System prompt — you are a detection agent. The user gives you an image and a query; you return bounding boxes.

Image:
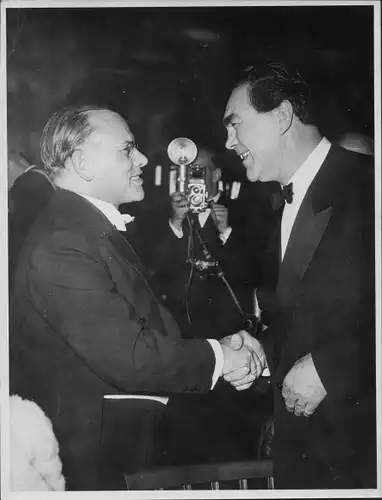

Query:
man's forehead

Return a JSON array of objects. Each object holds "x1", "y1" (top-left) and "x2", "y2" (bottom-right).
[
  {"x1": 88, "y1": 110, "x2": 132, "y2": 141},
  {"x1": 224, "y1": 85, "x2": 250, "y2": 119}
]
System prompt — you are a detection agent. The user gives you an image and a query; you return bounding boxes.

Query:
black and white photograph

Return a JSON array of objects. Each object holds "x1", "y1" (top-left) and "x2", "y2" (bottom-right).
[{"x1": 1, "y1": 0, "x2": 380, "y2": 496}]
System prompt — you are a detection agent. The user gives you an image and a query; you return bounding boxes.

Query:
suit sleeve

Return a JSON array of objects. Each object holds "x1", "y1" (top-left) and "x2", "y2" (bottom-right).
[
  {"x1": 311, "y1": 272, "x2": 375, "y2": 402},
  {"x1": 27, "y1": 230, "x2": 215, "y2": 395}
]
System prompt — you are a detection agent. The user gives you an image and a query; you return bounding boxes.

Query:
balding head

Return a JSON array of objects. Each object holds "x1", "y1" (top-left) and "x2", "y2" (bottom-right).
[
  {"x1": 40, "y1": 105, "x2": 110, "y2": 177},
  {"x1": 43, "y1": 105, "x2": 148, "y2": 206}
]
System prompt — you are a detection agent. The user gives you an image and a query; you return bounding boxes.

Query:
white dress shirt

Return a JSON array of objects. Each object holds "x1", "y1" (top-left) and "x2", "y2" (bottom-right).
[
  {"x1": 75, "y1": 193, "x2": 135, "y2": 231},
  {"x1": 75, "y1": 192, "x2": 223, "y2": 389},
  {"x1": 281, "y1": 137, "x2": 331, "y2": 260}
]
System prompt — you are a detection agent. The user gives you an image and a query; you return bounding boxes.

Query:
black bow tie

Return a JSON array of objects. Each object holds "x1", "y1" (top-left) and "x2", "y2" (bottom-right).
[{"x1": 271, "y1": 183, "x2": 294, "y2": 211}]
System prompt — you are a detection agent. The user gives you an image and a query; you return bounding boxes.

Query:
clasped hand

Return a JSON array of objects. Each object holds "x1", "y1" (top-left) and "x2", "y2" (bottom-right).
[
  {"x1": 281, "y1": 353, "x2": 327, "y2": 417},
  {"x1": 219, "y1": 330, "x2": 268, "y2": 391}
]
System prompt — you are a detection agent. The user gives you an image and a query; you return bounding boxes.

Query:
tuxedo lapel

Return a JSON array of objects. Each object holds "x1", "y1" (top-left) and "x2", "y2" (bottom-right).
[
  {"x1": 278, "y1": 200, "x2": 332, "y2": 297},
  {"x1": 277, "y1": 150, "x2": 337, "y2": 298}
]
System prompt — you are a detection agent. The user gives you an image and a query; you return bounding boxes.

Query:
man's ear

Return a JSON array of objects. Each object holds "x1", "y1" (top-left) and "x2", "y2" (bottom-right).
[
  {"x1": 276, "y1": 100, "x2": 294, "y2": 135},
  {"x1": 71, "y1": 150, "x2": 94, "y2": 182}
]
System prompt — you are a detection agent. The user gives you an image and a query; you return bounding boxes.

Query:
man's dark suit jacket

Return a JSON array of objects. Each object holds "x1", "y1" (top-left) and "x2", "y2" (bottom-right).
[
  {"x1": 257, "y1": 145, "x2": 376, "y2": 488},
  {"x1": 8, "y1": 167, "x2": 55, "y2": 285},
  {"x1": 143, "y1": 192, "x2": 254, "y2": 340},
  {"x1": 9, "y1": 189, "x2": 215, "y2": 490}
]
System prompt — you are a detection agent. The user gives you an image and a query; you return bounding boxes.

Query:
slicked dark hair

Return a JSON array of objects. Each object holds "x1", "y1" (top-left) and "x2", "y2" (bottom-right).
[
  {"x1": 40, "y1": 105, "x2": 109, "y2": 176},
  {"x1": 235, "y1": 60, "x2": 313, "y2": 124}
]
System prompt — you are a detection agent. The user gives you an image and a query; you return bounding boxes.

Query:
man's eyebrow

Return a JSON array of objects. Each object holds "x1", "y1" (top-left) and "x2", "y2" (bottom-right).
[{"x1": 223, "y1": 113, "x2": 236, "y2": 127}]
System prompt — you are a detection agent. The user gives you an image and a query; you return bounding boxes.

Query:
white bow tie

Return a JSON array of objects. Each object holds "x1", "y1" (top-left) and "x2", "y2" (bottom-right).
[{"x1": 120, "y1": 214, "x2": 135, "y2": 225}]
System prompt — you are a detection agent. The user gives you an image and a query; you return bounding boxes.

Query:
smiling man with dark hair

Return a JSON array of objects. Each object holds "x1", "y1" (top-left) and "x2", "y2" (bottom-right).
[{"x1": 222, "y1": 60, "x2": 376, "y2": 489}]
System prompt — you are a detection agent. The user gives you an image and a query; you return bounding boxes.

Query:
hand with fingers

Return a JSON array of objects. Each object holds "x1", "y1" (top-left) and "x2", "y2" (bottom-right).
[
  {"x1": 281, "y1": 353, "x2": 327, "y2": 417},
  {"x1": 170, "y1": 191, "x2": 189, "y2": 230},
  {"x1": 220, "y1": 330, "x2": 268, "y2": 391},
  {"x1": 210, "y1": 202, "x2": 230, "y2": 234}
]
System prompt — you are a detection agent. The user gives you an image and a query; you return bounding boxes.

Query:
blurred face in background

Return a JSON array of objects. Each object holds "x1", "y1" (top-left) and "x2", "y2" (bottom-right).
[
  {"x1": 191, "y1": 149, "x2": 221, "y2": 199},
  {"x1": 81, "y1": 110, "x2": 148, "y2": 206},
  {"x1": 224, "y1": 83, "x2": 285, "y2": 183}
]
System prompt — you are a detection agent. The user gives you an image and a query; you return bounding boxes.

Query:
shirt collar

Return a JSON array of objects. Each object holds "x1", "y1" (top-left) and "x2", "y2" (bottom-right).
[
  {"x1": 75, "y1": 193, "x2": 134, "y2": 231},
  {"x1": 287, "y1": 137, "x2": 331, "y2": 200}
]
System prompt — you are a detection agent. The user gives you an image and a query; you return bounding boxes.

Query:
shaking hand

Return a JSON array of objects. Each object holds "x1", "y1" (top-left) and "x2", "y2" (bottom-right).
[{"x1": 219, "y1": 330, "x2": 268, "y2": 391}]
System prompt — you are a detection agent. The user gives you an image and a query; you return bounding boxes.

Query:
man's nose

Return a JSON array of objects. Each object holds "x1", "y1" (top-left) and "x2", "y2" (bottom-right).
[
  {"x1": 134, "y1": 149, "x2": 148, "y2": 167},
  {"x1": 225, "y1": 129, "x2": 237, "y2": 150}
]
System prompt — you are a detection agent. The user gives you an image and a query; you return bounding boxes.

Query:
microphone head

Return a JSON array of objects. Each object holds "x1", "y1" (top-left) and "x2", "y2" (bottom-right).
[{"x1": 167, "y1": 137, "x2": 198, "y2": 166}]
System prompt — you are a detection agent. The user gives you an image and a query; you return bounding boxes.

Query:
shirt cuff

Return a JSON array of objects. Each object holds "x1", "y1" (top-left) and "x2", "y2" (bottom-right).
[
  {"x1": 219, "y1": 226, "x2": 232, "y2": 245},
  {"x1": 168, "y1": 219, "x2": 183, "y2": 238},
  {"x1": 206, "y1": 339, "x2": 224, "y2": 389}
]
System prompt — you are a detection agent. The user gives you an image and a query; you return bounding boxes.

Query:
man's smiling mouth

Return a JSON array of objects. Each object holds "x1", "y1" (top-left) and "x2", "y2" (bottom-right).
[{"x1": 239, "y1": 151, "x2": 249, "y2": 160}]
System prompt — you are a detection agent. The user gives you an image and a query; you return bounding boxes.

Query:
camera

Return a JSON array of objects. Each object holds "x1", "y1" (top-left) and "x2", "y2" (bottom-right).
[
  {"x1": 186, "y1": 163, "x2": 208, "y2": 213},
  {"x1": 167, "y1": 137, "x2": 209, "y2": 213}
]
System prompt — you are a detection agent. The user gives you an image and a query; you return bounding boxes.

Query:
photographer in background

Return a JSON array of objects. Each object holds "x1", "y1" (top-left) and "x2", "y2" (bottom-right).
[{"x1": 147, "y1": 147, "x2": 255, "y2": 341}]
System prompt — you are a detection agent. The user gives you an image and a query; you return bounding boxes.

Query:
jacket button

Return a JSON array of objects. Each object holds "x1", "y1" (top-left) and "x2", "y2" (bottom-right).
[{"x1": 138, "y1": 316, "x2": 147, "y2": 327}]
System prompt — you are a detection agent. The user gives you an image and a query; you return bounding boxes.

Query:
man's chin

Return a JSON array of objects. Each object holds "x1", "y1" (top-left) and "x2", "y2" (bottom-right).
[
  {"x1": 134, "y1": 189, "x2": 145, "y2": 202},
  {"x1": 246, "y1": 169, "x2": 259, "y2": 183},
  {"x1": 123, "y1": 188, "x2": 145, "y2": 204}
]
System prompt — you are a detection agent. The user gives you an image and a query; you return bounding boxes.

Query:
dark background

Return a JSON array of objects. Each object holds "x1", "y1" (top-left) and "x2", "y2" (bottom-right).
[{"x1": 6, "y1": 5, "x2": 374, "y2": 216}]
